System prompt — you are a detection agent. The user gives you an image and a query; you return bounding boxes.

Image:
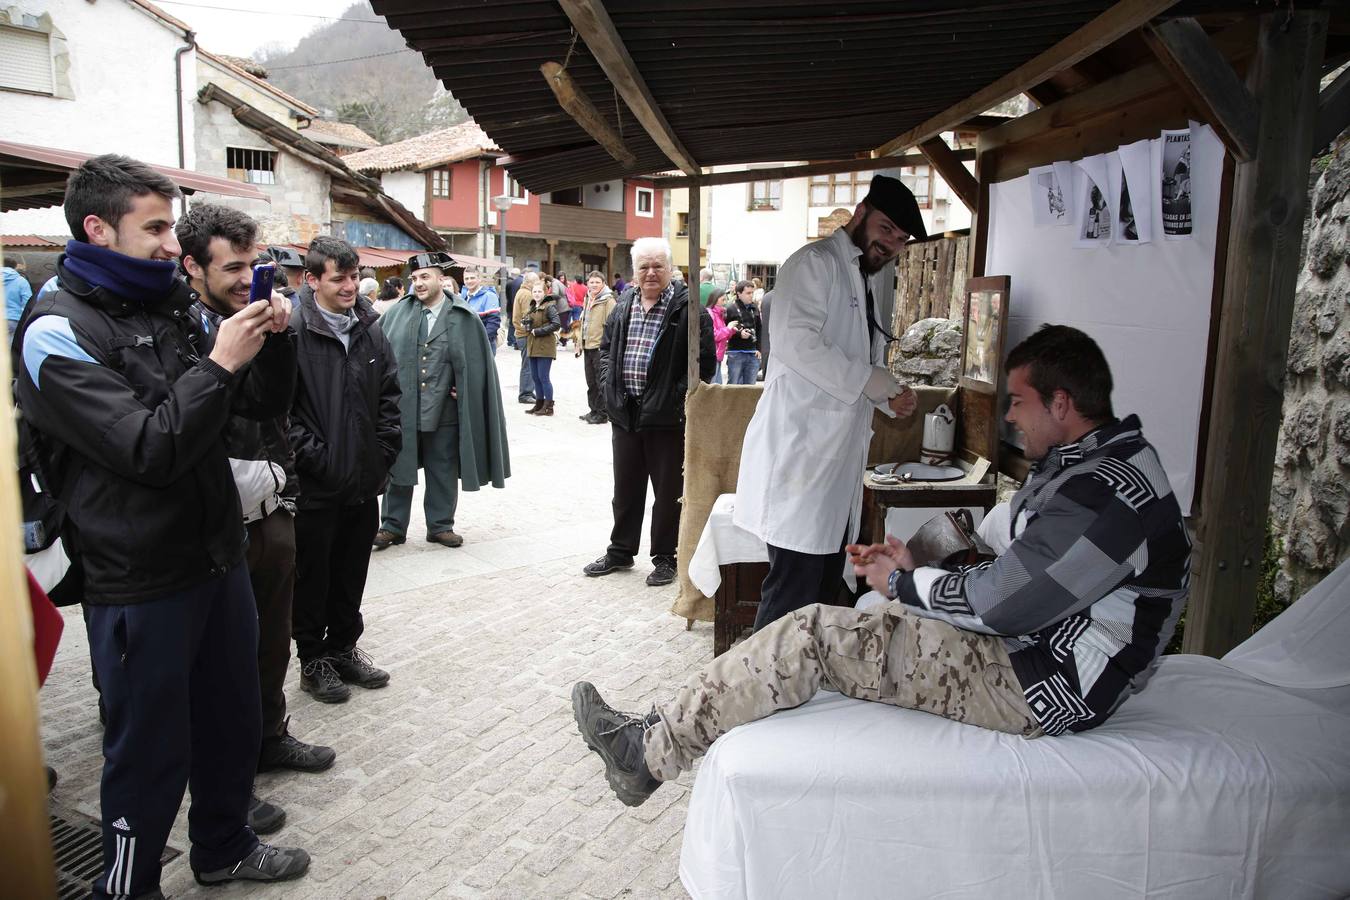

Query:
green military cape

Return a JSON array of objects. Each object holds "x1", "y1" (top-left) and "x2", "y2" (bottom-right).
[{"x1": 382, "y1": 292, "x2": 510, "y2": 490}]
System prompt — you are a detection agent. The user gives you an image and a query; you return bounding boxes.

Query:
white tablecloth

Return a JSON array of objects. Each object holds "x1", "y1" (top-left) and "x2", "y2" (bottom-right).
[
  {"x1": 680, "y1": 559, "x2": 1350, "y2": 900},
  {"x1": 687, "y1": 494, "x2": 769, "y2": 596}
]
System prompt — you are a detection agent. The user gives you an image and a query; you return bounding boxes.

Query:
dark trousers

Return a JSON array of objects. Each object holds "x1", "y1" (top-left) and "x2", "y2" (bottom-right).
[
  {"x1": 246, "y1": 509, "x2": 295, "y2": 740},
  {"x1": 293, "y1": 498, "x2": 379, "y2": 663},
  {"x1": 86, "y1": 564, "x2": 261, "y2": 897},
  {"x1": 529, "y1": 356, "x2": 554, "y2": 400},
  {"x1": 608, "y1": 420, "x2": 684, "y2": 563},
  {"x1": 380, "y1": 426, "x2": 460, "y2": 538},
  {"x1": 583, "y1": 348, "x2": 605, "y2": 417},
  {"x1": 518, "y1": 342, "x2": 534, "y2": 400},
  {"x1": 754, "y1": 543, "x2": 847, "y2": 632}
]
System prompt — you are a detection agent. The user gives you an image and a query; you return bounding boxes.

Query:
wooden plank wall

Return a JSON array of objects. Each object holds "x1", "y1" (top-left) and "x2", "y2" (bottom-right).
[{"x1": 894, "y1": 234, "x2": 969, "y2": 333}]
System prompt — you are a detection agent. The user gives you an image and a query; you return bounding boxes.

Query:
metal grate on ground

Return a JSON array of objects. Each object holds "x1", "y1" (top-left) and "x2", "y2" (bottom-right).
[{"x1": 50, "y1": 803, "x2": 180, "y2": 900}]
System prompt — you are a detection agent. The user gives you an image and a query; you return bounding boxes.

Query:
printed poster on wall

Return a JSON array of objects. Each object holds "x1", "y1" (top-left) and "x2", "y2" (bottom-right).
[
  {"x1": 1160, "y1": 128, "x2": 1193, "y2": 239},
  {"x1": 1113, "y1": 138, "x2": 1154, "y2": 244},
  {"x1": 1074, "y1": 154, "x2": 1112, "y2": 247},
  {"x1": 1028, "y1": 165, "x2": 1068, "y2": 226}
]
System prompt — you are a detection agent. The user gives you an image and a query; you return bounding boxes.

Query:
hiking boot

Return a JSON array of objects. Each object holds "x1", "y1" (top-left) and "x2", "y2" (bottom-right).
[
  {"x1": 583, "y1": 555, "x2": 634, "y2": 577},
  {"x1": 299, "y1": 658, "x2": 349, "y2": 704},
  {"x1": 524, "y1": 399, "x2": 544, "y2": 415},
  {"x1": 247, "y1": 794, "x2": 285, "y2": 835},
  {"x1": 647, "y1": 556, "x2": 677, "y2": 587},
  {"x1": 330, "y1": 646, "x2": 390, "y2": 689},
  {"x1": 571, "y1": 682, "x2": 662, "y2": 807},
  {"x1": 427, "y1": 530, "x2": 463, "y2": 548},
  {"x1": 540, "y1": 400, "x2": 555, "y2": 417},
  {"x1": 258, "y1": 720, "x2": 336, "y2": 774},
  {"x1": 193, "y1": 842, "x2": 310, "y2": 886},
  {"x1": 372, "y1": 530, "x2": 405, "y2": 551}
]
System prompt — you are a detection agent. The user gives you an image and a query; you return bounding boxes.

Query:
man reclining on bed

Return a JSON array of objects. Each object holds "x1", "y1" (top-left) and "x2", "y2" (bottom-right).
[{"x1": 572, "y1": 324, "x2": 1192, "y2": 806}]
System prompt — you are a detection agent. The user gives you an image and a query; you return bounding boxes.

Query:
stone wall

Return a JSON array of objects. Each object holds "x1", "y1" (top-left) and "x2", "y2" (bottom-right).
[
  {"x1": 1269, "y1": 135, "x2": 1350, "y2": 603},
  {"x1": 890, "y1": 317, "x2": 962, "y2": 386}
]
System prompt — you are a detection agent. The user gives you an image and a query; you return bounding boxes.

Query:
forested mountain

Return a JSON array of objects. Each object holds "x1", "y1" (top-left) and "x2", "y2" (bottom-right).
[{"x1": 253, "y1": 2, "x2": 465, "y2": 144}]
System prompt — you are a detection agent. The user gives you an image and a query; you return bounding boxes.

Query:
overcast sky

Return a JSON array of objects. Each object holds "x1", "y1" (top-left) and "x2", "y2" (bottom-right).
[{"x1": 151, "y1": 0, "x2": 384, "y2": 58}]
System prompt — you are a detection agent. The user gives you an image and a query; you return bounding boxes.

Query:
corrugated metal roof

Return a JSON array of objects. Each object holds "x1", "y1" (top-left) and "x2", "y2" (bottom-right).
[{"x1": 371, "y1": 0, "x2": 1251, "y2": 194}]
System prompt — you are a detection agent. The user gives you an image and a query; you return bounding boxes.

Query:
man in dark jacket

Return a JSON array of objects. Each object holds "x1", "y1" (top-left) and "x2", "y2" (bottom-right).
[
  {"x1": 16, "y1": 155, "x2": 309, "y2": 896},
  {"x1": 178, "y1": 205, "x2": 338, "y2": 816},
  {"x1": 583, "y1": 237, "x2": 715, "y2": 587},
  {"x1": 289, "y1": 236, "x2": 401, "y2": 704}
]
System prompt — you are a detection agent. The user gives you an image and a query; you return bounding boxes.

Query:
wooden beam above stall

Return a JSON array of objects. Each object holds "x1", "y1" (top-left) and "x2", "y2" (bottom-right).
[
  {"x1": 1144, "y1": 17, "x2": 1259, "y2": 160},
  {"x1": 919, "y1": 137, "x2": 979, "y2": 212},
  {"x1": 873, "y1": 0, "x2": 1184, "y2": 160},
  {"x1": 1315, "y1": 63, "x2": 1350, "y2": 152},
  {"x1": 556, "y1": 0, "x2": 700, "y2": 177}
]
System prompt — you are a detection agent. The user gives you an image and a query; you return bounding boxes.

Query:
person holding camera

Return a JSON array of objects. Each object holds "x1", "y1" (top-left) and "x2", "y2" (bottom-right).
[{"x1": 721, "y1": 280, "x2": 761, "y2": 384}]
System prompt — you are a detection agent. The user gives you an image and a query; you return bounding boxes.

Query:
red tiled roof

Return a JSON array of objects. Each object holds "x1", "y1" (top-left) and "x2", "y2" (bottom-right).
[
  {"x1": 300, "y1": 121, "x2": 380, "y2": 150},
  {"x1": 1, "y1": 235, "x2": 62, "y2": 248},
  {"x1": 344, "y1": 122, "x2": 499, "y2": 174}
]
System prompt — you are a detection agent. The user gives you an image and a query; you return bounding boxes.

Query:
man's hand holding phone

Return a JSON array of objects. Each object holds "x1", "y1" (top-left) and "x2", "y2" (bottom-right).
[{"x1": 208, "y1": 300, "x2": 273, "y2": 373}]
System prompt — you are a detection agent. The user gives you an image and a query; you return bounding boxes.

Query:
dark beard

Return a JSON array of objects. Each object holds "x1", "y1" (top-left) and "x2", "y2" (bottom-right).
[{"x1": 850, "y1": 210, "x2": 893, "y2": 274}]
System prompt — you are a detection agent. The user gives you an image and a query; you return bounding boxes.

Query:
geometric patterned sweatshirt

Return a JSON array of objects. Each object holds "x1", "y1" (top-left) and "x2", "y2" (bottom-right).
[{"x1": 892, "y1": 415, "x2": 1192, "y2": 734}]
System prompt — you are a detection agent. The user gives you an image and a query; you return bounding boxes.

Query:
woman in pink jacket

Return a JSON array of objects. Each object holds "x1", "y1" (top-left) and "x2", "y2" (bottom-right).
[{"x1": 706, "y1": 287, "x2": 735, "y2": 384}]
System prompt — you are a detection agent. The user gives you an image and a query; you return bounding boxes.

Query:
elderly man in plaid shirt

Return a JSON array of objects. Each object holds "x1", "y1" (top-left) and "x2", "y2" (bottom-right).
[{"x1": 583, "y1": 237, "x2": 715, "y2": 587}]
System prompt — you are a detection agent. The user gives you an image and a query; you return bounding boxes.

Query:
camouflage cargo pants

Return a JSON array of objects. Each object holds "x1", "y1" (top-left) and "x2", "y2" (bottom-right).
[{"x1": 643, "y1": 601, "x2": 1039, "y2": 781}]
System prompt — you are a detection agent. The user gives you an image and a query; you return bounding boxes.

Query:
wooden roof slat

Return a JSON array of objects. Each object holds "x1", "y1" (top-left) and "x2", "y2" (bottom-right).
[
  {"x1": 558, "y1": 0, "x2": 700, "y2": 176},
  {"x1": 873, "y1": 0, "x2": 1185, "y2": 158}
]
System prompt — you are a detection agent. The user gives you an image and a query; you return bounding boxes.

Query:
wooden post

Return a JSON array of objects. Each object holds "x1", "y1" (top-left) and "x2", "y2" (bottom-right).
[
  {"x1": 546, "y1": 239, "x2": 557, "y2": 277},
  {"x1": 686, "y1": 181, "x2": 701, "y2": 392},
  {"x1": 0, "y1": 298, "x2": 57, "y2": 896},
  {"x1": 1184, "y1": 11, "x2": 1329, "y2": 657},
  {"x1": 605, "y1": 241, "x2": 616, "y2": 281}
]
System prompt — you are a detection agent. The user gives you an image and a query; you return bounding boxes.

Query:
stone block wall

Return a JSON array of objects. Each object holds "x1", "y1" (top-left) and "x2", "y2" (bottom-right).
[
  {"x1": 1269, "y1": 136, "x2": 1350, "y2": 603},
  {"x1": 890, "y1": 317, "x2": 962, "y2": 386}
]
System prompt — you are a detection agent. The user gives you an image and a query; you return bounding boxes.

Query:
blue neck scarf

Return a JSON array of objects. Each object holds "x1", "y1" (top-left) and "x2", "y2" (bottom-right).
[{"x1": 63, "y1": 240, "x2": 179, "y2": 303}]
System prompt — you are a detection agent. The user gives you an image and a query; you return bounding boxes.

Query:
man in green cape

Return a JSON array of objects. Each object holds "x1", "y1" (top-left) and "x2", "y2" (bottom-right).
[{"x1": 374, "y1": 251, "x2": 510, "y2": 549}]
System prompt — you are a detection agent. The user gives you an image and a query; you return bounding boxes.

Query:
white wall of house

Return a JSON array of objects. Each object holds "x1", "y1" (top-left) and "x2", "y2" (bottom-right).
[
  {"x1": 0, "y1": 0, "x2": 196, "y2": 235},
  {"x1": 583, "y1": 179, "x2": 624, "y2": 211},
  {"x1": 382, "y1": 170, "x2": 427, "y2": 221}
]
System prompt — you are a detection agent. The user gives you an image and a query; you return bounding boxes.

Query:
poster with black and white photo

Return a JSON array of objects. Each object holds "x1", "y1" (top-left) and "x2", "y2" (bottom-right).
[
  {"x1": 1112, "y1": 139, "x2": 1153, "y2": 244},
  {"x1": 1074, "y1": 154, "x2": 1112, "y2": 247},
  {"x1": 1160, "y1": 128, "x2": 1193, "y2": 239},
  {"x1": 1028, "y1": 165, "x2": 1068, "y2": 226}
]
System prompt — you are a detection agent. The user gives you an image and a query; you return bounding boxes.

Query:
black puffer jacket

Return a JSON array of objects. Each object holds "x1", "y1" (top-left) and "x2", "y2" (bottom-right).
[
  {"x1": 193, "y1": 299, "x2": 298, "y2": 507},
  {"x1": 15, "y1": 258, "x2": 296, "y2": 604},
  {"x1": 288, "y1": 286, "x2": 401, "y2": 509},
  {"x1": 598, "y1": 282, "x2": 715, "y2": 431}
]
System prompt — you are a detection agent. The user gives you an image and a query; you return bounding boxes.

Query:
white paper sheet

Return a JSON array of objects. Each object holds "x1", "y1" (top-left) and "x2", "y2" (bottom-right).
[{"x1": 1074, "y1": 153, "x2": 1113, "y2": 247}]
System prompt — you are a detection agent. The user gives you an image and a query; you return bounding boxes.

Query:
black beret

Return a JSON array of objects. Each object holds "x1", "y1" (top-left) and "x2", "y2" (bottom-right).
[
  {"x1": 407, "y1": 251, "x2": 453, "y2": 272},
  {"x1": 863, "y1": 174, "x2": 927, "y2": 241}
]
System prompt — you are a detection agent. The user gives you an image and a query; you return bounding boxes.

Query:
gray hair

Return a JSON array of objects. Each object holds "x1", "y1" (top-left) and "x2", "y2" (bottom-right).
[
  {"x1": 358, "y1": 277, "x2": 379, "y2": 298},
  {"x1": 630, "y1": 237, "x2": 673, "y2": 271},
  {"x1": 698, "y1": 267, "x2": 713, "y2": 282}
]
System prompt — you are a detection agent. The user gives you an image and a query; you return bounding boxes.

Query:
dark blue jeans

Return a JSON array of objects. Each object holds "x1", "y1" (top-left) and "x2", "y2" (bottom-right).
[
  {"x1": 87, "y1": 563, "x2": 261, "y2": 897},
  {"x1": 726, "y1": 351, "x2": 758, "y2": 384},
  {"x1": 529, "y1": 356, "x2": 554, "y2": 400}
]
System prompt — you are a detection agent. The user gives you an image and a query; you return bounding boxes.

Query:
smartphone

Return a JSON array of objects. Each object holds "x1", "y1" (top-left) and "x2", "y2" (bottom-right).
[{"x1": 250, "y1": 263, "x2": 276, "y2": 303}]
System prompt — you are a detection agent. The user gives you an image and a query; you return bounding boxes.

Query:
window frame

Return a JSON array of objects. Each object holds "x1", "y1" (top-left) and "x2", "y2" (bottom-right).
[
  {"x1": 430, "y1": 168, "x2": 451, "y2": 198},
  {"x1": 506, "y1": 174, "x2": 528, "y2": 203},
  {"x1": 746, "y1": 179, "x2": 782, "y2": 211},
  {"x1": 0, "y1": 23, "x2": 55, "y2": 96},
  {"x1": 225, "y1": 147, "x2": 278, "y2": 186},
  {"x1": 898, "y1": 165, "x2": 934, "y2": 209},
  {"x1": 635, "y1": 186, "x2": 655, "y2": 218},
  {"x1": 808, "y1": 171, "x2": 873, "y2": 208}
]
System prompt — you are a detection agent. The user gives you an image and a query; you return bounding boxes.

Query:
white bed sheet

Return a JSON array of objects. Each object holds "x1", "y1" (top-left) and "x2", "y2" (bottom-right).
[{"x1": 680, "y1": 560, "x2": 1350, "y2": 900}]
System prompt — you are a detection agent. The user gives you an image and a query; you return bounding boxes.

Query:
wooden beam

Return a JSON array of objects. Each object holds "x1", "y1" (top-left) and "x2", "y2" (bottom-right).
[
  {"x1": 1184, "y1": 10, "x2": 1330, "y2": 657},
  {"x1": 919, "y1": 137, "x2": 979, "y2": 212},
  {"x1": 539, "y1": 61, "x2": 639, "y2": 170},
  {"x1": 874, "y1": 0, "x2": 1184, "y2": 158},
  {"x1": 556, "y1": 0, "x2": 700, "y2": 177},
  {"x1": 1314, "y1": 63, "x2": 1350, "y2": 152},
  {"x1": 1023, "y1": 83, "x2": 1063, "y2": 108},
  {"x1": 1144, "y1": 17, "x2": 1258, "y2": 160},
  {"x1": 649, "y1": 150, "x2": 971, "y2": 191}
]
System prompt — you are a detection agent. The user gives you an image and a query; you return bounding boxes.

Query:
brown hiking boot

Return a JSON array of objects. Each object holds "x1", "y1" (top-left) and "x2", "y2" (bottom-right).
[
  {"x1": 372, "y1": 529, "x2": 405, "y2": 551},
  {"x1": 428, "y1": 530, "x2": 464, "y2": 548}
]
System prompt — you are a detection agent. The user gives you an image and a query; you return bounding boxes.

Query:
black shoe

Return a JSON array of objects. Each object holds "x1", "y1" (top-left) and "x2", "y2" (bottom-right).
[
  {"x1": 372, "y1": 529, "x2": 405, "y2": 551},
  {"x1": 571, "y1": 682, "x2": 662, "y2": 807},
  {"x1": 299, "y1": 658, "x2": 350, "y2": 704},
  {"x1": 583, "y1": 555, "x2": 634, "y2": 577},
  {"x1": 46, "y1": 766, "x2": 58, "y2": 792},
  {"x1": 193, "y1": 842, "x2": 310, "y2": 886},
  {"x1": 259, "y1": 720, "x2": 336, "y2": 774},
  {"x1": 646, "y1": 556, "x2": 677, "y2": 587},
  {"x1": 330, "y1": 646, "x2": 390, "y2": 689},
  {"x1": 247, "y1": 793, "x2": 286, "y2": 835}
]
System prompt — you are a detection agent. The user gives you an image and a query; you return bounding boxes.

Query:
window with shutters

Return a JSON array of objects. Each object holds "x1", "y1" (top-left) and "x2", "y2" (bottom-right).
[
  {"x1": 226, "y1": 147, "x2": 277, "y2": 185},
  {"x1": 430, "y1": 169, "x2": 450, "y2": 197},
  {"x1": 0, "y1": 25, "x2": 55, "y2": 95}
]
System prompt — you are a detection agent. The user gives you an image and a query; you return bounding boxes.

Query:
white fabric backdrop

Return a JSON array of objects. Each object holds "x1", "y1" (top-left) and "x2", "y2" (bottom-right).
[{"x1": 984, "y1": 122, "x2": 1225, "y2": 512}]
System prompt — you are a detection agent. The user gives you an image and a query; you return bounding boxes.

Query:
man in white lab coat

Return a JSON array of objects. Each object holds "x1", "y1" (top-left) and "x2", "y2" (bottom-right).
[{"x1": 734, "y1": 175, "x2": 926, "y2": 630}]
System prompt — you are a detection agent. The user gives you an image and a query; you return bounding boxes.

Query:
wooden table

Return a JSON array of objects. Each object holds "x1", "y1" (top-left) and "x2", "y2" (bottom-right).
[{"x1": 859, "y1": 470, "x2": 997, "y2": 546}]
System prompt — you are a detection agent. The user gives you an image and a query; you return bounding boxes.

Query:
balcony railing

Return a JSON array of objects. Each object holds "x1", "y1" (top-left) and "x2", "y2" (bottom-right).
[{"x1": 538, "y1": 204, "x2": 627, "y2": 242}]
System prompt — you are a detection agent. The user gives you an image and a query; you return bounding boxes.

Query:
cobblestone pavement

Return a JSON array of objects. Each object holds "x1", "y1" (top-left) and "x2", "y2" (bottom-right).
[{"x1": 39, "y1": 344, "x2": 714, "y2": 899}]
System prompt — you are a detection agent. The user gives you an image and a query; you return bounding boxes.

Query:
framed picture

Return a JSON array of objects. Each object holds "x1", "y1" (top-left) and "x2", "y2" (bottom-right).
[{"x1": 960, "y1": 276, "x2": 1010, "y2": 393}]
